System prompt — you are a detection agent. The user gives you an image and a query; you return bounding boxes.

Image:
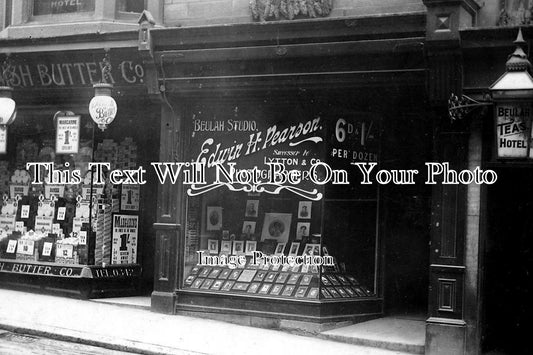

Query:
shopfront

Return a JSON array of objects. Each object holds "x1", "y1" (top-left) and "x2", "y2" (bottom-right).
[
  {"x1": 147, "y1": 15, "x2": 433, "y2": 327},
  {"x1": 0, "y1": 43, "x2": 159, "y2": 297}
]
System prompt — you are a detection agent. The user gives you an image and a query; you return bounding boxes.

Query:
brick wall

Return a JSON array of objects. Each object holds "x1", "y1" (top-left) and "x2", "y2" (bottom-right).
[{"x1": 163, "y1": 0, "x2": 426, "y2": 26}]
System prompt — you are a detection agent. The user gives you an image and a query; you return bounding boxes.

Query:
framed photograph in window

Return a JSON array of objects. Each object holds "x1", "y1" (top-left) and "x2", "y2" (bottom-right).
[
  {"x1": 206, "y1": 206, "x2": 222, "y2": 231},
  {"x1": 261, "y1": 213, "x2": 292, "y2": 243}
]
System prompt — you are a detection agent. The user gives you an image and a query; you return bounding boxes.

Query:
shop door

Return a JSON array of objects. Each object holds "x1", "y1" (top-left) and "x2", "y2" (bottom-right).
[{"x1": 483, "y1": 168, "x2": 532, "y2": 354}]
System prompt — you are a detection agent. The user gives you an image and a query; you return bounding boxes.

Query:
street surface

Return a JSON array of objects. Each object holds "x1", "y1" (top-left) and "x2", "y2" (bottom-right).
[{"x1": 0, "y1": 330, "x2": 134, "y2": 355}]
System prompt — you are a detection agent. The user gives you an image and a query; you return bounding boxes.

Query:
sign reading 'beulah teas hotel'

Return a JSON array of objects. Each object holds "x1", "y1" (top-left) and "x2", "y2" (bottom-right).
[{"x1": 495, "y1": 103, "x2": 533, "y2": 158}]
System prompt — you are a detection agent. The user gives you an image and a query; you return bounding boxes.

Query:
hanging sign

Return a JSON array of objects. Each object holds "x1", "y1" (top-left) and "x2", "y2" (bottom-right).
[
  {"x1": 56, "y1": 115, "x2": 80, "y2": 154},
  {"x1": 111, "y1": 214, "x2": 138, "y2": 265},
  {"x1": 495, "y1": 103, "x2": 532, "y2": 159},
  {"x1": 0, "y1": 125, "x2": 7, "y2": 154}
]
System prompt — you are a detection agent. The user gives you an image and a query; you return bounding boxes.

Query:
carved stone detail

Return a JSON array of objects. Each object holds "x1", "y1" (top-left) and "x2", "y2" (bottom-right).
[{"x1": 250, "y1": 0, "x2": 332, "y2": 22}]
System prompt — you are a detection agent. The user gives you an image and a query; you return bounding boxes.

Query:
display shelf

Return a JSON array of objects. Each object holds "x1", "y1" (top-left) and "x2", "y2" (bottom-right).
[{"x1": 182, "y1": 260, "x2": 375, "y2": 301}]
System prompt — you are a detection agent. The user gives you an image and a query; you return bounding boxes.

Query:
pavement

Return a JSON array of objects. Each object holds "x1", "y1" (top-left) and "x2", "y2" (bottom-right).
[{"x1": 0, "y1": 289, "x2": 421, "y2": 355}]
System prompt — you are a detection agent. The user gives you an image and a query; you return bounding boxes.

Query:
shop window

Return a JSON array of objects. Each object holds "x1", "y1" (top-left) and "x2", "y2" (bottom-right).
[
  {"x1": 33, "y1": 0, "x2": 95, "y2": 16},
  {"x1": 4, "y1": 0, "x2": 12, "y2": 27},
  {"x1": 117, "y1": 0, "x2": 145, "y2": 13},
  {"x1": 0, "y1": 109, "x2": 146, "y2": 290},
  {"x1": 180, "y1": 97, "x2": 380, "y2": 303}
]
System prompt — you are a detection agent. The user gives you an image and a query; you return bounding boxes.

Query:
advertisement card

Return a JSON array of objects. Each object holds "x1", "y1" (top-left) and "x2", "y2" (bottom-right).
[
  {"x1": 111, "y1": 214, "x2": 139, "y2": 264},
  {"x1": 55, "y1": 115, "x2": 80, "y2": 154}
]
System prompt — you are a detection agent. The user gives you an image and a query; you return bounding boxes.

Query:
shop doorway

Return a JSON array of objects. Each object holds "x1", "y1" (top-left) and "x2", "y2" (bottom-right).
[
  {"x1": 382, "y1": 112, "x2": 431, "y2": 319},
  {"x1": 482, "y1": 168, "x2": 532, "y2": 354}
]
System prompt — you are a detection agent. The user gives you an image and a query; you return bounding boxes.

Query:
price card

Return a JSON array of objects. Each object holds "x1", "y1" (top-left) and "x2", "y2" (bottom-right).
[
  {"x1": 42, "y1": 242, "x2": 53, "y2": 257},
  {"x1": 52, "y1": 223, "x2": 61, "y2": 234},
  {"x1": 21, "y1": 205, "x2": 30, "y2": 219},
  {"x1": 79, "y1": 231, "x2": 87, "y2": 245},
  {"x1": 56, "y1": 207, "x2": 66, "y2": 221},
  {"x1": 55, "y1": 115, "x2": 80, "y2": 154},
  {"x1": 56, "y1": 244, "x2": 73, "y2": 258},
  {"x1": 15, "y1": 221, "x2": 24, "y2": 232},
  {"x1": 18, "y1": 239, "x2": 35, "y2": 255},
  {"x1": 6, "y1": 239, "x2": 17, "y2": 253}
]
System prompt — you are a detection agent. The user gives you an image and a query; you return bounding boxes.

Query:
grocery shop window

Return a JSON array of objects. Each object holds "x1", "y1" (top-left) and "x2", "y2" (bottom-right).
[
  {"x1": 117, "y1": 0, "x2": 145, "y2": 13},
  {"x1": 33, "y1": 0, "x2": 95, "y2": 16}
]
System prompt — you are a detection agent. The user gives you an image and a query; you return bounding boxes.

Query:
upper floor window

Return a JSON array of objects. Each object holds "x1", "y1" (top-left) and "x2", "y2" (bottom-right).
[
  {"x1": 117, "y1": 0, "x2": 145, "y2": 13},
  {"x1": 33, "y1": 0, "x2": 95, "y2": 16}
]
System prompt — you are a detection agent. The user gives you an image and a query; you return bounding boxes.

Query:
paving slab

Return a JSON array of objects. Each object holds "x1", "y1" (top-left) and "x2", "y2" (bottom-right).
[{"x1": 0, "y1": 289, "x2": 413, "y2": 355}]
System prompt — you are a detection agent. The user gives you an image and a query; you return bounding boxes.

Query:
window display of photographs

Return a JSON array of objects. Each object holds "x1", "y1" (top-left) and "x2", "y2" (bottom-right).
[
  {"x1": 295, "y1": 286, "x2": 308, "y2": 298},
  {"x1": 274, "y1": 242, "x2": 286, "y2": 255},
  {"x1": 191, "y1": 279, "x2": 204, "y2": 289},
  {"x1": 353, "y1": 286, "x2": 366, "y2": 297},
  {"x1": 232, "y1": 282, "x2": 249, "y2": 291},
  {"x1": 303, "y1": 243, "x2": 320, "y2": 256},
  {"x1": 245, "y1": 200, "x2": 259, "y2": 218},
  {"x1": 337, "y1": 275, "x2": 351, "y2": 286},
  {"x1": 237, "y1": 269, "x2": 257, "y2": 283},
  {"x1": 328, "y1": 288, "x2": 341, "y2": 298},
  {"x1": 208, "y1": 268, "x2": 222, "y2": 278},
  {"x1": 253, "y1": 271, "x2": 267, "y2": 282},
  {"x1": 258, "y1": 283, "x2": 272, "y2": 294},
  {"x1": 228, "y1": 270, "x2": 242, "y2": 280},
  {"x1": 206, "y1": 206, "x2": 223, "y2": 231},
  {"x1": 321, "y1": 276, "x2": 331, "y2": 286},
  {"x1": 270, "y1": 284, "x2": 283, "y2": 295},
  {"x1": 219, "y1": 269, "x2": 231, "y2": 279},
  {"x1": 281, "y1": 285, "x2": 295, "y2": 297},
  {"x1": 245, "y1": 240, "x2": 257, "y2": 255},
  {"x1": 247, "y1": 283, "x2": 261, "y2": 293},
  {"x1": 276, "y1": 273, "x2": 289, "y2": 283},
  {"x1": 320, "y1": 289, "x2": 332, "y2": 299},
  {"x1": 222, "y1": 230, "x2": 230, "y2": 239},
  {"x1": 346, "y1": 275, "x2": 359, "y2": 285},
  {"x1": 199, "y1": 267, "x2": 211, "y2": 277},
  {"x1": 296, "y1": 222, "x2": 310, "y2": 240},
  {"x1": 326, "y1": 275, "x2": 341, "y2": 286},
  {"x1": 232, "y1": 240, "x2": 244, "y2": 255},
  {"x1": 211, "y1": 280, "x2": 224, "y2": 290},
  {"x1": 242, "y1": 221, "x2": 256, "y2": 237},
  {"x1": 300, "y1": 274, "x2": 313, "y2": 286},
  {"x1": 221, "y1": 281, "x2": 235, "y2": 291},
  {"x1": 337, "y1": 287, "x2": 349, "y2": 298},
  {"x1": 220, "y1": 240, "x2": 232, "y2": 253},
  {"x1": 261, "y1": 213, "x2": 292, "y2": 243},
  {"x1": 207, "y1": 239, "x2": 219, "y2": 254},
  {"x1": 298, "y1": 201, "x2": 311, "y2": 219},
  {"x1": 307, "y1": 287, "x2": 319, "y2": 299},
  {"x1": 200, "y1": 279, "x2": 214, "y2": 289},
  {"x1": 287, "y1": 274, "x2": 300, "y2": 285},
  {"x1": 184, "y1": 275, "x2": 196, "y2": 286},
  {"x1": 288, "y1": 242, "x2": 300, "y2": 256},
  {"x1": 190, "y1": 266, "x2": 200, "y2": 275},
  {"x1": 265, "y1": 272, "x2": 278, "y2": 282}
]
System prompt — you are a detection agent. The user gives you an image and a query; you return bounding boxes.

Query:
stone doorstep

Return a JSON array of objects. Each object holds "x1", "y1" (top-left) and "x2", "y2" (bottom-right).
[{"x1": 319, "y1": 318, "x2": 426, "y2": 355}]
